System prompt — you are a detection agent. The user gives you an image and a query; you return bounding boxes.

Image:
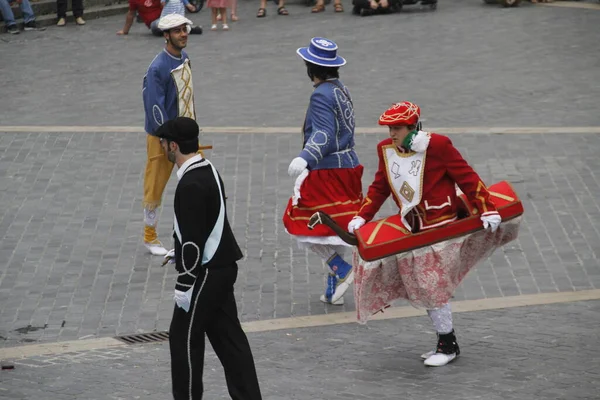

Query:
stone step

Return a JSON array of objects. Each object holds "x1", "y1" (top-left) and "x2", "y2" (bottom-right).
[
  {"x1": 1, "y1": 2, "x2": 128, "y2": 29},
  {"x1": 1, "y1": 0, "x2": 127, "y2": 23}
]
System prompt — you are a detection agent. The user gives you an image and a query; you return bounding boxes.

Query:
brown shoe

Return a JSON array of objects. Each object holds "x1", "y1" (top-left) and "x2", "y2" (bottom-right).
[{"x1": 311, "y1": 4, "x2": 325, "y2": 12}]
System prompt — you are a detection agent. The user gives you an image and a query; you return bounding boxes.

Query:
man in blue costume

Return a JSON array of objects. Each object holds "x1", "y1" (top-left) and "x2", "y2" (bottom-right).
[
  {"x1": 141, "y1": 14, "x2": 198, "y2": 256},
  {"x1": 283, "y1": 37, "x2": 364, "y2": 305}
]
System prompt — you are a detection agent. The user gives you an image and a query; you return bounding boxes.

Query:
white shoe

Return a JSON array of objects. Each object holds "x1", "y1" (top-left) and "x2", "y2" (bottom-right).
[
  {"x1": 222, "y1": 24, "x2": 229, "y2": 31},
  {"x1": 424, "y1": 352, "x2": 457, "y2": 367},
  {"x1": 144, "y1": 240, "x2": 168, "y2": 256},
  {"x1": 57, "y1": 18, "x2": 66, "y2": 26},
  {"x1": 75, "y1": 17, "x2": 86, "y2": 25},
  {"x1": 330, "y1": 270, "x2": 354, "y2": 303},
  {"x1": 210, "y1": 24, "x2": 217, "y2": 31},
  {"x1": 420, "y1": 350, "x2": 435, "y2": 360},
  {"x1": 320, "y1": 294, "x2": 344, "y2": 305}
]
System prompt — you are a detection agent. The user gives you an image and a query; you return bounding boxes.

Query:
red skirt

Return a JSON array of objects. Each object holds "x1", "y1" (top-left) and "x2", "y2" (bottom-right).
[{"x1": 283, "y1": 166, "x2": 363, "y2": 237}]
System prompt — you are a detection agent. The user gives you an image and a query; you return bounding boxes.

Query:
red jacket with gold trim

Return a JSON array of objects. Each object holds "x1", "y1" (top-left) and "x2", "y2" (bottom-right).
[{"x1": 357, "y1": 134, "x2": 497, "y2": 231}]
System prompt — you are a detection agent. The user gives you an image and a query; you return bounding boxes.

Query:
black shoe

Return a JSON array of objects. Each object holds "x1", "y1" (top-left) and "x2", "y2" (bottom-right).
[
  {"x1": 436, "y1": 330, "x2": 460, "y2": 355},
  {"x1": 6, "y1": 24, "x2": 19, "y2": 34},
  {"x1": 189, "y1": 25, "x2": 203, "y2": 34},
  {"x1": 24, "y1": 21, "x2": 46, "y2": 31}
]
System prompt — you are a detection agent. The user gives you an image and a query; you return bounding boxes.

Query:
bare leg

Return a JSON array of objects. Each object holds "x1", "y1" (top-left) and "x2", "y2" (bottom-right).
[
  {"x1": 221, "y1": 7, "x2": 229, "y2": 29},
  {"x1": 231, "y1": 0, "x2": 238, "y2": 20},
  {"x1": 211, "y1": 7, "x2": 217, "y2": 24}
]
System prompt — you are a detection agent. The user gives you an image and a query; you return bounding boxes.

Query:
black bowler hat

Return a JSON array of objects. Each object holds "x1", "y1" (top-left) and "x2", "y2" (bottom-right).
[{"x1": 155, "y1": 117, "x2": 199, "y2": 144}]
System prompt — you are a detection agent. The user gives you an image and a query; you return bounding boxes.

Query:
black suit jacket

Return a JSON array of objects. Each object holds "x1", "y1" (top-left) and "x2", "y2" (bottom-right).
[{"x1": 173, "y1": 158, "x2": 243, "y2": 292}]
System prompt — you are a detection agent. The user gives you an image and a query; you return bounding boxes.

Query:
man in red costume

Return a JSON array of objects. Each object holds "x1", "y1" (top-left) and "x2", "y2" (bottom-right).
[{"x1": 348, "y1": 101, "x2": 502, "y2": 367}]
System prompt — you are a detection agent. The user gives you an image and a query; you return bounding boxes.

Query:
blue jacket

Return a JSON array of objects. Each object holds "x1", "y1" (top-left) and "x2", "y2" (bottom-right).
[
  {"x1": 142, "y1": 49, "x2": 190, "y2": 135},
  {"x1": 299, "y1": 79, "x2": 360, "y2": 170}
]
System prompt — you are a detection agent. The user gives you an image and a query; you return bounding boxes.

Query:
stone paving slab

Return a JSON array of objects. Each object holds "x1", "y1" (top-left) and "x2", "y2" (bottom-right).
[
  {"x1": 1, "y1": 300, "x2": 599, "y2": 399},
  {"x1": 0, "y1": 130, "x2": 599, "y2": 348},
  {"x1": 1, "y1": 0, "x2": 600, "y2": 128}
]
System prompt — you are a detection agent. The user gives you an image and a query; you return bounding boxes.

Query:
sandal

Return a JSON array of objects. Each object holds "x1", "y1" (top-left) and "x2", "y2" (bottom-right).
[
  {"x1": 334, "y1": 3, "x2": 344, "y2": 12},
  {"x1": 277, "y1": 6, "x2": 289, "y2": 15},
  {"x1": 311, "y1": 4, "x2": 325, "y2": 12},
  {"x1": 256, "y1": 7, "x2": 266, "y2": 17}
]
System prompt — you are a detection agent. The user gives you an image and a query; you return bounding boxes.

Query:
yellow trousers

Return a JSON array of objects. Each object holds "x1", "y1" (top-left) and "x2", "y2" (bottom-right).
[{"x1": 143, "y1": 134, "x2": 174, "y2": 211}]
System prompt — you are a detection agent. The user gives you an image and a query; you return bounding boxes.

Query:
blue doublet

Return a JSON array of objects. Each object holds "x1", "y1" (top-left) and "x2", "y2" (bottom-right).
[
  {"x1": 142, "y1": 49, "x2": 190, "y2": 135},
  {"x1": 299, "y1": 79, "x2": 360, "y2": 170}
]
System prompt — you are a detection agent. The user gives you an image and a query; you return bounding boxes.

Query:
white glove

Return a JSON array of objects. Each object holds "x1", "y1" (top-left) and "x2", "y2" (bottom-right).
[
  {"x1": 347, "y1": 216, "x2": 366, "y2": 234},
  {"x1": 174, "y1": 286, "x2": 194, "y2": 312},
  {"x1": 161, "y1": 249, "x2": 176, "y2": 267},
  {"x1": 288, "y1": 157, "x2": 308, "y2": 178},
  {"x1": 481, "y1": 212, "x2": 502, "y2": 233}
]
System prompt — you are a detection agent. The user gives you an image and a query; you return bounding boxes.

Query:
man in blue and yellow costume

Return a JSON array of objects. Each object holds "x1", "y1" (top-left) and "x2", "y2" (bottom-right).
[
  {"x1": 283, "y1": 37, "x2": 364, "y2": 305},
  {"x1": 142, "y1": 14, "x2": 198, "y2": 256}
]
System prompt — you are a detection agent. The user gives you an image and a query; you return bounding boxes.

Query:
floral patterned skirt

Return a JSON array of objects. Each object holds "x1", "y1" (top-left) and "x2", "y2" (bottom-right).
[{"x1": 353, "y1": 217, "x2": 522, "y2": 324}]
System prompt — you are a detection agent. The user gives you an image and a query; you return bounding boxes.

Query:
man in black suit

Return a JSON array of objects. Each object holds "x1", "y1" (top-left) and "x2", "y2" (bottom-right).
[{"x1": 156, "y1": 117, "x2": 262, "y2": 400}]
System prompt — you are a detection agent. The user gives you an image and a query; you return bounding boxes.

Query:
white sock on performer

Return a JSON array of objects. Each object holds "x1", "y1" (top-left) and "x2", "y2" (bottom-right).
[{"x1": 427, "y1": 303, "x2": 453, "y2": 334}]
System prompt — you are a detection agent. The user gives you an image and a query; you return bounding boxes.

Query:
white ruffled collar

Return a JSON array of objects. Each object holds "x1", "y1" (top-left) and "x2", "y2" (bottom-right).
[{"x1": 408, "y1": 130, "x2": 431, "y2": 152}]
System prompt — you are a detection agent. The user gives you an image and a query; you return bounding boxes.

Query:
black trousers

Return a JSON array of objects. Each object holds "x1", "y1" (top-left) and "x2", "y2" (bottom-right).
[
  {"x1": 56, "y1": 0, "x2": 84, "y2": 18},
  {"x1": 169, "y1": 263, "x2": 262, "y2": 400},
  {"x1": 352, "y1": 0, "x2": 399, "y2": 13}
]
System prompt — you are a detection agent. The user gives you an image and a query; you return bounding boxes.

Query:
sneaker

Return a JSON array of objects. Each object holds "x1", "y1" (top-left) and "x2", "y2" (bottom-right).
[
  {"x1": 24, "y1": 21, "x2": 46, "y2": 31},
  {"x1": 222, "y1": 24, "x2": 229, "y2": 31},
  {"x1": 327, "y1": 254, "x2": 354, "y2": 303},
  {"x1": 320, "y1": 294, "x2": 344, "y2": 305},
  {"x1": 189, "y1": 25, "x2": 203, "y2": 34},
  {"x1": 6, "y1": 24, "x2": 19, "y2": 34},
  {"x1": 319, "y1": 273, "x2": 345, "y2": 305},
  {"x1": 210, "y1": 24, "x2": 217, "y2": 31},
  {"x1": 144, "y1": 239, "x2": 168, "y2": 256},
  {"x1": 57, "y1": 18, "x2": 66, "y2": 26},
  {"x1": 75, "y1": 17, "x2": 86, "y2": 25}
]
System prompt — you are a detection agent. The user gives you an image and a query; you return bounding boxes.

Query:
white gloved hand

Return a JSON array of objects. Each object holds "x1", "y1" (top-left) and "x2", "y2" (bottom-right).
[
  {"x1": 348, "y1": 216, "x2": 366, "y2": 233},
  {"x1": 174, "y1": 287, "x2": 194, "y2": 312},
  {"x1": 481, "y1": 212, "x2": 502, "y2": 233},
  {"x1": 161, "y1": 249, "x2": 176, "y2": 267},
  {"x1": 288, "y1": 157, "x2": 308, "y2": 178}
]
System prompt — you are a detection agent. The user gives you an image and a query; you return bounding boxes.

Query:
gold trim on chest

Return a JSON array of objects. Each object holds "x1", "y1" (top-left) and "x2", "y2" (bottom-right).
[{"x1": 171, "y1": 59, "x2": 196, "y2": 119}]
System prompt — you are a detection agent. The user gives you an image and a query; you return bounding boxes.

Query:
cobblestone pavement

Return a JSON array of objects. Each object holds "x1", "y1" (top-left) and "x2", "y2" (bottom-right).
[
  {"x1": 0, "y1": 129, "x2": 599, "y2": 347},
  {"x1": 1, "y1": 301, "x2": 599, "y2": 399},
  {"x1": 1, "y1": 0, "x2": 600, "y2": 398},
  {"x1": 1, "y1": 0, "x2": 599, "y2": 128}
]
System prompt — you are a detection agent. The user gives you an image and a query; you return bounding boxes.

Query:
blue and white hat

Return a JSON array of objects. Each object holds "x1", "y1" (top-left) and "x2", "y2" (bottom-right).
[{"x1": 296, "y1": 37, "x2": 347, "y2": 68}]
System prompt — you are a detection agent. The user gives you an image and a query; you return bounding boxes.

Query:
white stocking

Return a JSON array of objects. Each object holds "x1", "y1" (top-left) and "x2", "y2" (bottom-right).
[
  {"x1": 144, "y1": 207, "x2": 158, "y2": 227},
  {"x1": 308, "y1": 244, "x2": 336, "y2": 261},
  {"x1": 427, "y1": 303, "x2": 453, "y2": 334}
]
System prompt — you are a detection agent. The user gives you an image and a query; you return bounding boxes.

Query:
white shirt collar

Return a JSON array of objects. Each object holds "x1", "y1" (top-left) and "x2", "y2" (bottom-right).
[{"x1": 177, "y1": 154, "x2": 204, "y2": 181}]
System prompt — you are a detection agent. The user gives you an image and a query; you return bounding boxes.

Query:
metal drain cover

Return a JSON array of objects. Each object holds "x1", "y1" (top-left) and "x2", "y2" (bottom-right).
[{"x1": 114, "y1": 331, "x2": 169, "y2": 345}]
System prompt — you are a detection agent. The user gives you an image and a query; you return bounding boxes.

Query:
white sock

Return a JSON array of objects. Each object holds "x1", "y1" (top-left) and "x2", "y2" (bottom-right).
[
  {"x1": 427, "y1": 303, "x2": 453, "y2": 334},
  {"x1": 144, "y1": 207, "x2": 158, "y2": 227}
]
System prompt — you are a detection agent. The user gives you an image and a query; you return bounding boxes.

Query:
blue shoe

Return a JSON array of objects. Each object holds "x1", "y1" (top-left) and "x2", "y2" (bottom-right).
[
  {"x1": 320, "y1": 274, "x2": 345, "y2": 305},
  {"x1": 327, "y1": 254, "x2": 354, "y2": 303}
]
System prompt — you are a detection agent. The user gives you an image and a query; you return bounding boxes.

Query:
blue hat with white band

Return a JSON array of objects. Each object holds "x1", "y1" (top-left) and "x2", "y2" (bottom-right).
[{"x1": 296, "y1": 37, "x2": 347, "y2": 68}]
